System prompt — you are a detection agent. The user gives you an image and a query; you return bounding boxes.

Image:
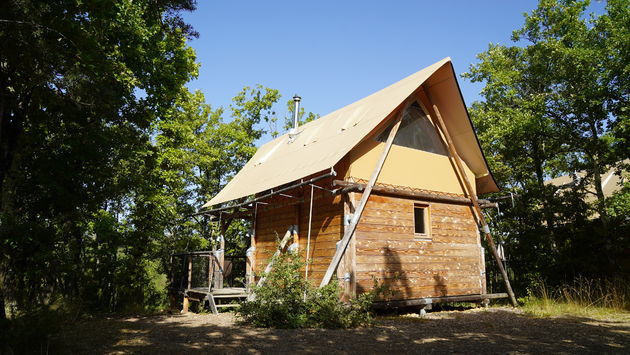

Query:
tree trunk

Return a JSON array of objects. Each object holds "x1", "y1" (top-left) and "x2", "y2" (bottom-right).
[
  {"x1": 588, "y1": 124, "x2": 609, "y2": 225},
  {"x1": 0, "y1": 281, "x2": 6, "y2": 321},
  {"x1": 591, "y1": 161, "x2": 608, "y2": 223},
  {"x1": 532, "y1": 135, "x2": 557, "y2": 250},
  {"x1": 0, "y1": 76, "x2": 24, "y2": 211},
  {"x1": 587, "y1": 122, "x2": 614, "y2": 273}
]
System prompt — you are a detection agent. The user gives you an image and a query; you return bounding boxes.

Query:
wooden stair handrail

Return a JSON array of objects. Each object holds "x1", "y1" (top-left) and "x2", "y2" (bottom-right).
[{"x1": 248, "y1": 226, "x2": 296, "y2": 300}]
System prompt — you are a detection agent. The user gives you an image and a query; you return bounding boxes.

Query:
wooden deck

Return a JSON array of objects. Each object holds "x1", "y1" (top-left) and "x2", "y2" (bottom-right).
[
  {"x1": 186, "y1": 287, "x2": 248, "y2": 298},
  {"x1": 171, "y1": 250, "x2": 249, "y2": 314},
  {"x1": 182, "y1": 287, "x2": 249, "y2": 314}
]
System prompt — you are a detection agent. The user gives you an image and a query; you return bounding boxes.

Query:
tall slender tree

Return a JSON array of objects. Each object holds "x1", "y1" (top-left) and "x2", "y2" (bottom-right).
[
  {"x1": 0, "y1": 0, "x2": 199, "y2": 316},
  {"x1": 465, "y1": 0, "x2": 629, "y2": 284}
]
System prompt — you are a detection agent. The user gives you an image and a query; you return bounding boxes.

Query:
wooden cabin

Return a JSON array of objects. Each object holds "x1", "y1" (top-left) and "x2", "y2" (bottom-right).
[{"x1": 199, "y1": 57, "x2": 513, "y2": 308}]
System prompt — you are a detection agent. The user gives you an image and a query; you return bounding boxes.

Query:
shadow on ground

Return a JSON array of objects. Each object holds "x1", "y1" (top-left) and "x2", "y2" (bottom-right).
[{"x1": 53, "y1": 308, "x2": 629, "y2": 354}]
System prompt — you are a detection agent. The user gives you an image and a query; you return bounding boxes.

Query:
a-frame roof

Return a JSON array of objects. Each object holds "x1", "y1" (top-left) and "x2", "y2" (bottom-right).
[{"x1": 204, "y1": 57, "x2": 498, "y2": 208}]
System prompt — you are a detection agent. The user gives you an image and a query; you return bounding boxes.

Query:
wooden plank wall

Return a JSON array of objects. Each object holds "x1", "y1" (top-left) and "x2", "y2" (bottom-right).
[
  {"x1": 354, "y1": 193, "x2": 484, "y2": 300},
  {"x1": 254, "y1": 190, "x2": 344, "y2": 287}
]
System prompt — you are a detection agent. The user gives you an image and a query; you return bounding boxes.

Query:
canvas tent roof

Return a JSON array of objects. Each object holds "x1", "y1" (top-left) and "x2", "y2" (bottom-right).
[
  {"x1": 545, "y1": 160, "x2": 629, "y2": 201},
  {"x1": 203, "y1": 57, "x2": 498, "y2": 208}
]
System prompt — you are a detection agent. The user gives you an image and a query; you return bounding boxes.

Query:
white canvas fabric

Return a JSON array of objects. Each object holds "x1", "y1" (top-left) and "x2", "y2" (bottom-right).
[{"x1": 204, "y1": 58, "x2": 497, "y2": 208}]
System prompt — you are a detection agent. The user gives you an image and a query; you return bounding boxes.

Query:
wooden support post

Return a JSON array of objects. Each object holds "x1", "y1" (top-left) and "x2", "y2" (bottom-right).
[
  {"x1": 480, "y1": 230, "x2": 488, "y2": 295},
  {"x1": 187, "y1": 255, "x2": 193, "y2": 289},
  {"x1": 304, "y1": 185, "x2": 315, "y2": 284},
  {"x1": 182, "y1": 254, "x2": 192, "y2": 313},
  {"x1": 348, "y1": 192, "x2": 357, "y2": 298},
  {"x1": 211, "y1": 226, "x2": 218, "y2": 289},
  {"x1": 214, "y1": 218, "x2": 229, "y2": 289},
  {"x1": 208, "y1": 254, "x2": 214, "y2": 292},
  {"x1": 246, "y1": 205, "x2": 257, "y2": 291},
  {"x1": 421, "y1": 90, "x2": 518, "y2": 307},
  {"x1": 182, "y1": 296, "x2": 189, "y2": 313},
  {"x1": 339, "y1": 192, "x2": 357, "y2": 300},
  {"x1": 320, "y1": 99, "x2": 410, "y2": 287},
  {"x1": 217, "y1": 234, "x2": 225, "y2": 289}
]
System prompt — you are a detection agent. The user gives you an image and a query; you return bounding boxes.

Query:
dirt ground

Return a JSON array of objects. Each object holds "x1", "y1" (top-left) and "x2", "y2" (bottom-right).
[{"x1": 54, "y1": 307, "x2": 629, "y2": 354}]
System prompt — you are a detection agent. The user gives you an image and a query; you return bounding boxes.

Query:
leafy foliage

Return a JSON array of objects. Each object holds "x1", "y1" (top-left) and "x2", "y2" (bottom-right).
[
  {"x1": 282, "y1": 98, "x2": 320, "y2": 134},
  {"x1": 238, "y1": 252, "x2": 379, "y2": 329},
  {"x1": 465, "y1": 0, "x2": 630, "y2": 292},
  {"x1": 0, "y1": 1, "x2": 315, "y2": 349},
  {"x1": 0, "y1": 0, "x2": 304, "y2": 326},
  {"x1": 0, "y1": 0, "x2": 200, "y2": 315}
]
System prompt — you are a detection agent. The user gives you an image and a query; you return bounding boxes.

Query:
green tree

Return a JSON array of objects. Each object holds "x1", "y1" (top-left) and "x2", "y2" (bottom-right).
[
  {"x1": 513, "y1": 0, "x2": 623, "y2": 230},
  {"x1": 465, "y1": 0, "x2": 629, "y2": 287},
  {"x1": 0, "y1": 4, "x2": 314, "y2": 346},
  {"x1": 463, "y1": 44, "x2": 563, "y2": 231},
  {"x1": 283, "y1": 98, "x2": 320, "y2": 133},
  {"x1": 231, "y1": 84, "x2": 281, "y2": 138},
  {"x1": 0, "y1": 0, "x2": 199, "y2": 317}
]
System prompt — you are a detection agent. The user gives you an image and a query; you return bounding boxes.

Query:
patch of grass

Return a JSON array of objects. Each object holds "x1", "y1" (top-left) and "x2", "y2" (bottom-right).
[
  {"x1": 520, "y1": 277, "x2": 630, "y2": 319},
  {"x1": 521, "y1": 297, "x2": 626, "y2": 319}
]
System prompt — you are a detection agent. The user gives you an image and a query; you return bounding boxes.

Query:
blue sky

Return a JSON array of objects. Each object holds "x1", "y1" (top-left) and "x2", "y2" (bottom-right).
[{"x1": 182, "y1": 1, "x2": 605, "y2": 127}]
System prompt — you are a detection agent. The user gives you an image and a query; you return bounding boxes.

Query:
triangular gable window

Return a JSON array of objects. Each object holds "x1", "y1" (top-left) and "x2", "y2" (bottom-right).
[{"x1": 376, "y1": 102, "x2": 449, "y2": 156}]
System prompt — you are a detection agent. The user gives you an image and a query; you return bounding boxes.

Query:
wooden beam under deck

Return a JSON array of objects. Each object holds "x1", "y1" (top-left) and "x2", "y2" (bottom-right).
[{"x1": 373, "y1": 293, "x2": 508, "y2": 309}]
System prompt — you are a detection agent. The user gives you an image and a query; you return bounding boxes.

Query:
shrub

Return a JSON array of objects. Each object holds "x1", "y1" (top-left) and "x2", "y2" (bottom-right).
[
  {"x1": 2, "y1": 305, "x2": 66, "y2": 354},
  {"x1": 237, "y1": 252, "x2": 380, "y2": 328},
  {"x1": 309, "y1": 282, "x2": 379, "y2": 328}
]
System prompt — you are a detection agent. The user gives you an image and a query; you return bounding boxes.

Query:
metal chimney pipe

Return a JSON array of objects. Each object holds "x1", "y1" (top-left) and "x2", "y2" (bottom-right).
[{"x1": 292, "y1": 94, "x2": 301, "y2": 132}]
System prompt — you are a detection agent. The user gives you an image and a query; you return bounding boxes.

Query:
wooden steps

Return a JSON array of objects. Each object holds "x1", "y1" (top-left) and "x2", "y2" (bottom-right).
[{"x1": 184, "y1": 287, "x2": 248, "y2": 314}]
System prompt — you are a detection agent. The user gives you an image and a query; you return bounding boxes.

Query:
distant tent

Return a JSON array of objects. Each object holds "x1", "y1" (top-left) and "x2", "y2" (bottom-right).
[{"x1": 545, "y1": 160, "x2": 629, "y2": 202}]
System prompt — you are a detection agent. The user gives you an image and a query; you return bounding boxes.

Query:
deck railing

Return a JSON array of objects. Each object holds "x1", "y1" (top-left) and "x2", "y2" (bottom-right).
[{"x1": 169, "y1": 251, "x2": 247, "y2": 292}]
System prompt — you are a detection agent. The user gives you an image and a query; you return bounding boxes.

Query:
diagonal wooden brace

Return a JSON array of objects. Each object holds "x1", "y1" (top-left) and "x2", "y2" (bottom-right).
[
  {"x1": 319, "y1": 99, "x2": 412, "y2": 287},
  {"x1": 248, "y1": 226, "x2": 296, "y2": 300},
  {"x1": 419, "y1": 89, "x2": 518, "y2": 307}
]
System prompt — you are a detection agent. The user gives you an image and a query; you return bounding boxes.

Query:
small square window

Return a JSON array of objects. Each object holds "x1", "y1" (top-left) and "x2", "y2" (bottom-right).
[
  {"x1": 414, "y1": 207, "x2": 425, "y2": 234},
  {"x1": 414, "y1": 205, "x2": 431, "y2": 240}
]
